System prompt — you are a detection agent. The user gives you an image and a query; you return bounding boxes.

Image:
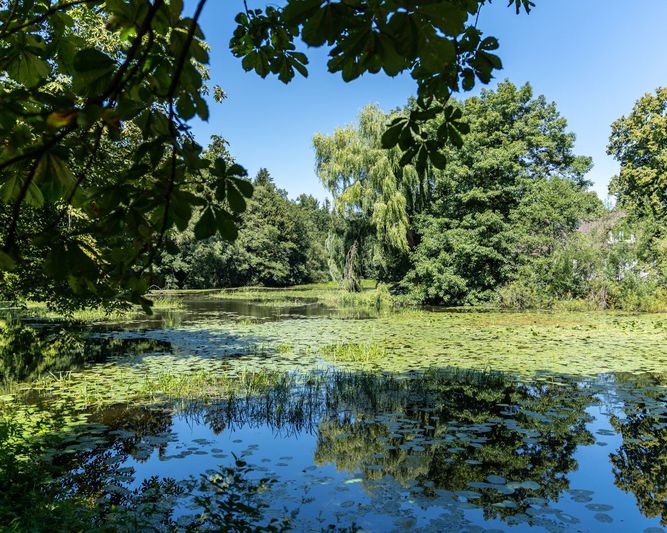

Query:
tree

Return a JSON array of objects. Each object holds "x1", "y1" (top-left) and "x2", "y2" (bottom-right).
[
  {"x1": 402, "y1": 82, "x2": 594, "y2": 304},
  {"x1": 0, "y1": 0, "x2": 534, "y2": 308},
  {"x1": 156, "y1": 168, "x2": 329, "y2": 288},
  {"x1": 314, "y1": 104, "x2": 420, "y2": 284},
  {"x1": 237, "y1": 170, "x2": 310, "y2": 286},
  {"x1": 608, "y1": 88, "x2": 667, "y2": 221},
  {"x1": 294, "y1": 193, "x2": 330, "y2": 283}
]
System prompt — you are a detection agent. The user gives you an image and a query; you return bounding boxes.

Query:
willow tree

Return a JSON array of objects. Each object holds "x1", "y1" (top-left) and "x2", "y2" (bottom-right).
[{"x1": 314, "y1": 104, "x2": 452, "y2": 283}]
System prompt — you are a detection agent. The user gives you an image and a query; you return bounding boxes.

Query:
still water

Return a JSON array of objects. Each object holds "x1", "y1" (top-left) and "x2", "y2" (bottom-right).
[{"x1": 4, "y1": 293, "x2": 667, "y2": 531}]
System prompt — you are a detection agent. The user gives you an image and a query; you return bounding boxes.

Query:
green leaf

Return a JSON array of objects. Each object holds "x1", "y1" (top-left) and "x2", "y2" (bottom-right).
[
  {"x1": 419, "y1": 33, "x2": 456, "y2": 73},
  {"x1": 227, "y1": 185, "x2": 247, "y2": 213},
  {"x1": 420, "y1": 2, "x2": 468, "y2": 36},
  {"x1": 212, "y1": 158, "x2": 227, "y2": 177},
  {"x1": 381, "y1": 120, "x2": 404, "y2": 149},
  {"x1": 230, "y1": 177, "x2": 253, "y2": 197},
  {"x1": 215, "y1": 209, "x2": 239, "y2": 241},
  {"x1": 25, "y1": 181, "x2": 44, "y2": 207},
  {"x1": 301, "y1": 7, "x2": 328, "y2": 47},
  {"x1": 72, "y1": 48, "x2": 115, "y2": 96},
  {"x1": 429, "y1": 150, "x2": 447, "y2": 170},
  {"x1": 194, "y1": 207, "x2": 216, "y2": 239},
  {"x1": 176, "y1": 95, "x2": 196, "y2": 120},
  {"x1": 448, "y1": 124, "x2": 463, "y2": 147},
  {"x1": 73, "y1": 48, "x2": 114, "y2": 72},
  {"x1": 282, "y1": 0, "x2": 323, "y2": 26},
  {"x1": 227, "y1": 163, "x2": 247, "y2": 179},
  {"x1": 0, "y1": 176, "x2": 21, "y2": 203},
  {"x1": 7, "y1": 51, "x2": 50, "y2": 87},
  {"x1": 169, "y1": 0, "x2": 184, "y2": 20}
]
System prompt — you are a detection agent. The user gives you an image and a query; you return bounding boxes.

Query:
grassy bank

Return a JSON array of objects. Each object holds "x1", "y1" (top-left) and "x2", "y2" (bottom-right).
[
  {"x1": 213, "y1": 280, "x2": 398, "y2": 310},
  {"x1": 17, "y1": 296, "x2": 185, "y2": 322}
]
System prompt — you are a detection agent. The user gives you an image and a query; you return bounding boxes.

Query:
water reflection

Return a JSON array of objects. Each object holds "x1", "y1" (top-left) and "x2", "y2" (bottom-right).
[
  {"x1": 315, "y1": 370, "x2": 595, "y2": 524},
  {"x1": 28, "y1": 368, "x2": 667, "y2": 531},
  {"x1": 117, "y1": 293, "x2": 380, "y2": 329},
  {"x1": 0, "y1": 320, "x2": 171, "y2": 383},
  {"x1": 610, "y1": 373, "x2": 667, "y2": 526}
]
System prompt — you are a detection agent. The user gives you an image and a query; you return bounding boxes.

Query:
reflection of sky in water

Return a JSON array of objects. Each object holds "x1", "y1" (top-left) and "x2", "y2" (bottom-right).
[
  {"x1": 115, "y1": 385, "x2": 665, "y2": 531},
  {"x1": 14, "y1": 294, "x2": 667, "y2": 531}
]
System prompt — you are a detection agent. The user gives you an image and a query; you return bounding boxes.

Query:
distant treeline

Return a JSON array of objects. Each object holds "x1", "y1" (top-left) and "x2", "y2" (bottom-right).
[
  {"x1": 158, "y1": 82, "x2": 667, "y2": 311},
  {"x1": 157, "y1": 168, "x2": 331, "y2": 289}
]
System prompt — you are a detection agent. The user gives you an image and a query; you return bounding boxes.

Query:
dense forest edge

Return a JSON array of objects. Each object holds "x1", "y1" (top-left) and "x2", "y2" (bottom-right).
[
  {"x1": 4, "y1": 82, "x2": 667, "y2": 314},
  {"x1": 14, "y1": 81, "x2": 657, "y2": 315}
]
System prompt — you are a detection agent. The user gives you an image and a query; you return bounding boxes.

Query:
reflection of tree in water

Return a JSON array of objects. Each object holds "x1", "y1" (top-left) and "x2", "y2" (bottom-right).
[
  {"x1": 0, "y1": 398, "x2": 181, "y2": 529},
  {"x1": 610, "y1": 373, "x2": 667, "y2": 526},
  {"x1": 196, "y1": 372, "x2": 330, "y2": 436},
  {"x1": 191, "y1": 368, "x2": 596, "y2": 525},
  {"x1": 7, "y1": 367, "x2": 605, "y2": 529},
  {"x1": 0, "y1": 321, "x2": 171, "y2": 383},
  {"x1": 311, "y1": 370, "x2": 595, "y2": 522},
  {"x1": 53, "y1": 405, "x2": 176, "y2": 517}
]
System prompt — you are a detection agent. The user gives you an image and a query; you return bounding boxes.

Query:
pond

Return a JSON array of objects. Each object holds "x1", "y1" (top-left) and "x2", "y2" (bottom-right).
[{"x1": 2, "y1": 292, "x2": 667, "y2": 531}]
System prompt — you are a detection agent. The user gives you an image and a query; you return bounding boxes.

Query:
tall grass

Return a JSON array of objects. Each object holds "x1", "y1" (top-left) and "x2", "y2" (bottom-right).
[
  {"x1": 319, "y1": 342, "x2": 386, "y2": 364},
  {"x1": 213, "y1": 281, "x2": 398, "y2": 311},
  {"x1": 22, "y1": 296, "x2": 185, "y2": 322}
]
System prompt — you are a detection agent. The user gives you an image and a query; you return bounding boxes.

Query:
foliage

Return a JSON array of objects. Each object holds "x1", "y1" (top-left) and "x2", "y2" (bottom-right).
[
  {"x1": 0, "y1": 0, "x2": 534, "y2": 309},
  {"x1": 316, "y1": 82, "x2": 600, "y2": 304},
  {"x1": 610, "y1": 375, "x2": 667, "y2": 526},
  {"x1": 399, "y1": 82, "x2": 596, "y2": 304},
  {"x1": 499, "y1": 212, "x2": 667, "y2": 311},
  {"x1": 0, "y1": 1, "x2": 253, "y2": 311},
  {"x1": 157, "y1": 169, "x2": 330, "y2": 288},
  {"x1": 608, "y1": 87, "x2": 667, "y2": 221}
]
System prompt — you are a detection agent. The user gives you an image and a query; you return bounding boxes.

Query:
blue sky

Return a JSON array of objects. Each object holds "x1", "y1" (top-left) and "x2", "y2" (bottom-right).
[{"x1": 188, "y1": 0, "x2": 667, "y2": 202}]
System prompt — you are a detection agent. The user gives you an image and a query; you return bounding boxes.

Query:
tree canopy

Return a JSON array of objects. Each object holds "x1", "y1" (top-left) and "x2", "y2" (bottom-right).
[
  {"x1": 608, "y1": 87, "x2": 667, "y2": 221},
  {"x1": 156, "y1": 168, "x2": 330, "y2": 289},
  {"x1": 0, "y1": 0, "x2": 534, "y2": 309},
  {"x1": 315, "y1": 82, "x2": 601, "y2": 304}
]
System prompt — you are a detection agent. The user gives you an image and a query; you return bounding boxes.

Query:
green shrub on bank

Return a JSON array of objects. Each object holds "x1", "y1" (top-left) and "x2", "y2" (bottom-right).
[{"x1": 498, "y1": 275, "x2": 667, "y2": 312}]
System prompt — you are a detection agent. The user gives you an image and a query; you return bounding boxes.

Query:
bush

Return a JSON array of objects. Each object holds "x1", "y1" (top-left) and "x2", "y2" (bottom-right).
[
  {"x1": 593, "y1": 274, "x2": 667, "y2": 312},
  {"x1": 497, "y1": 279, "x2": 552, "y2": 310}
]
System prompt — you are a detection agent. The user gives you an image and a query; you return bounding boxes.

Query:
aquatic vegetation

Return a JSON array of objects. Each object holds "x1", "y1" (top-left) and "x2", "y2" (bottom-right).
[
  {"x1": 320, "y1": 342, "x2": 386, "y2": 364},
  {"x1": 19, "y1": 295, "x2": 185, "y2": 323},
  {"x1": 213, "y1": 281, "x2": 398, "y2": 311},
  {"x1": 140, "y1": 368, "x2": 295, "y2": 402},
  {"x1": 3, "y1": 291, "x2": 667, "y2": 530}
]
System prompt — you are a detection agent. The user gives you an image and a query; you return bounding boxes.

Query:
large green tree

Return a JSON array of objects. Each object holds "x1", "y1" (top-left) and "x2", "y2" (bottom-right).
[
  {"x1": 402, "y1": 81, "x2": 595, "y2": 304},
  {"x1": 0, "y1": 0, "x2": 534, "y2": 308},
  {"x1": 314, "y1": 104, "x2": 423, "y2": 283},
  {"x1": 608, "y1": 87, "x2": 667, "y2": 221}
]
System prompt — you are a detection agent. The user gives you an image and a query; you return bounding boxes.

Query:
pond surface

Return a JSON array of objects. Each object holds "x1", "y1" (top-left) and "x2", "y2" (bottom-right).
[{"x1": 3, "y1": 293, "x2": 667, "y2": 531}]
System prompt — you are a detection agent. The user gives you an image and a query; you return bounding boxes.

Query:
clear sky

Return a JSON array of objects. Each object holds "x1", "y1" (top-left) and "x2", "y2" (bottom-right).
[{"x1": 187, "y1": 0, "x2": 667, "y2": 202}]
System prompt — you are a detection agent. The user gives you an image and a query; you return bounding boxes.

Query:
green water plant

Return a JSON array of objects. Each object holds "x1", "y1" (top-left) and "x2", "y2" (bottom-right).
[{"x1": 320, "y1": 342, "x2": 386, "y2": 365}]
